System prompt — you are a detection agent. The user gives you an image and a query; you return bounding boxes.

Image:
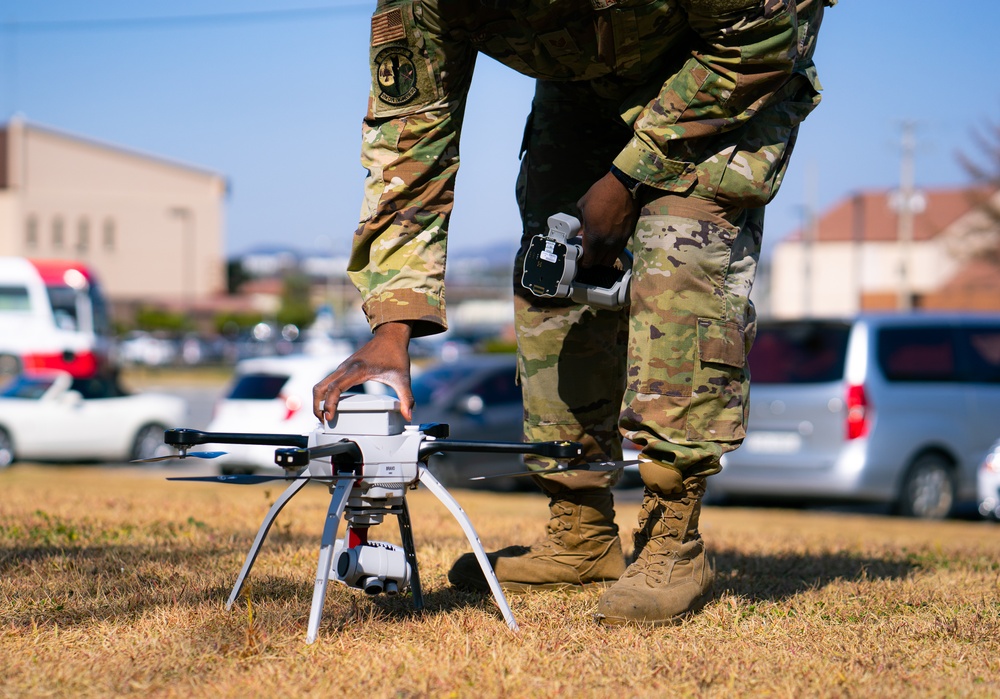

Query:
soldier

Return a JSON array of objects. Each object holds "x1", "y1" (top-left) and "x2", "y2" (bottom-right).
[{"x1": 314, "y1": 0, "x2": 832, "y2": 625}]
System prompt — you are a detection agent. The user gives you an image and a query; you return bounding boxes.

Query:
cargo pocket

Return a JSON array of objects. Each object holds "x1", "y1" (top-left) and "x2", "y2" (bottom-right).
[{"x1": 686, "y1": 317, "x2": 748, "y2": 443}]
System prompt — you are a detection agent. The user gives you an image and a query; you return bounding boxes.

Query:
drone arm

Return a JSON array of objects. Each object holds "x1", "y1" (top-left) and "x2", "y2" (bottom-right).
[
  {"x1": 418, "y1": 439, "x2": 582, "y2": 461},
  {"x1": 165, "y1": 428, "x2": 309, "y2": 449}
]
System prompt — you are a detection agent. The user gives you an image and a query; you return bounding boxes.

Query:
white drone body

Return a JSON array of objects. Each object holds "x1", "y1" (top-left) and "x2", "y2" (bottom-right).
[{"x1": 164, "y1": 393, "x2": 593, "y2": 642}]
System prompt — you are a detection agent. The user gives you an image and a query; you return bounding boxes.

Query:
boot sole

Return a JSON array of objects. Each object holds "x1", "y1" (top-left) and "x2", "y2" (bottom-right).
[
  {"x1": 500, "y1": 579, "x2": 618, "y2": 593},
  {"x1": 593, "y1": 589, "x2": 713, "y2": 627}
]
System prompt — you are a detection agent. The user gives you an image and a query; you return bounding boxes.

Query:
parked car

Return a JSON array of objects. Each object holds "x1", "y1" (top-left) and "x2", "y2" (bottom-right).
[
  {"x1": 0, "y1": 371, "x2": 186, "y2": 466},
  {"x1": 409, "y1": 354, "x2": 527, "y2": 490},
  {"x1": 412, "y1": 353, "x2": 646, "y2": 490},
  {"x1": 204, "y1": 352, "x2": 388, "y2": 474},
  {"x1": 712, "y1": 314, "x2": 1000, "y2": 519},
  {"x1": 977, "y1": 439, "x2": 1000, "y2": 520}
]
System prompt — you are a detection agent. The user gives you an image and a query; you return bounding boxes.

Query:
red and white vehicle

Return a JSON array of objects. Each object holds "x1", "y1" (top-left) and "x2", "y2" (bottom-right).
[{"x1": 0, "y1": 257, "x2": 113, "y2": 379}]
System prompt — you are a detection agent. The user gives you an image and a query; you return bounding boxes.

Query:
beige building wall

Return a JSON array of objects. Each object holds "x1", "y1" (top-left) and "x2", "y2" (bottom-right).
[
  {"x1": 771, "y1": 238, "x2": 960, "y2": 318},
  {"x1": 0, "y1": 119, "x2": 226, "y2": 305}
]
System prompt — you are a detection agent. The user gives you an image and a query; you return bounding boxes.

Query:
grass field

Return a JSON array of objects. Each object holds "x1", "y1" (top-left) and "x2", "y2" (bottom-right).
[{"x1": 1, "y1": 465, "x2": 999, "y2": 698}]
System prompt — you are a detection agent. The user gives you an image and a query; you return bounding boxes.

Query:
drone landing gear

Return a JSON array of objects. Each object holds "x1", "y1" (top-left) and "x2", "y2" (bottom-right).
[{"x1": 224, "y1": 465, "x2": 518, "y2": 643}]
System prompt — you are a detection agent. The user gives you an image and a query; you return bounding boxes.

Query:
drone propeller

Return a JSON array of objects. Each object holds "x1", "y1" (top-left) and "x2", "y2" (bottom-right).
[
  {"x1": 468, "y1": 459, "x2": 639, "y2": 481},
  {"x1": 131, "y1": 450, "x2": 229, "y2": 464},
  {"x1": 167, "y1": 473, "x2": 360, "y2": 485},
  {"x1": 168, "y1": 474, "x2": 311, "y2": 485}
]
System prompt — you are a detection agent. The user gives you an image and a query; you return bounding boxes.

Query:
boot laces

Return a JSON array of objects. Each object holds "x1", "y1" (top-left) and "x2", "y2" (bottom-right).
[
  {"x1": 627, "y1": 490, "x2": 695, "y2": 583},
  {"x1": 533, "y1": 500, "x2": 575, "y2": 552}
]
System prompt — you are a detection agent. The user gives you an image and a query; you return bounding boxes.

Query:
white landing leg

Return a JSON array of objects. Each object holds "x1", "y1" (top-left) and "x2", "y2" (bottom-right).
[
  {"x1": 226, "y1": 476, "x2": 310, "y2": 609},
  {"x1": 417, "y1": 466, "x2": 519, "y2": 632},
  {"x1": 305, "y1": 478, "x2": 353, "y2": 643}
]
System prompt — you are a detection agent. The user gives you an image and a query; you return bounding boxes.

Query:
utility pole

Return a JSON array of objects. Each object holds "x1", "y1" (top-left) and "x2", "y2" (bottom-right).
[
  {"x1": 800, "y1": 163, "x2": 819, "y2": 317},
  {"x1": 890, "y1": 121, "x2": 925, "y2": 312}
]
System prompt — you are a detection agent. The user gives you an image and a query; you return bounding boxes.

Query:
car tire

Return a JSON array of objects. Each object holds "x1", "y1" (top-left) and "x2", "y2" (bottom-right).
[
  {"x1": 896, "y1": 453, "x2": 956, "y2": 520},
  {"x1": 131, "y1": 423, "x2": 169, "y2": 462},
  {"x1": 0, "y1": 426, "x2": 14, "y2": 469}
]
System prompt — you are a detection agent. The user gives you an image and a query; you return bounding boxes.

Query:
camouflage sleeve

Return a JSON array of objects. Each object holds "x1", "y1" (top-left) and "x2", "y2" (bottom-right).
[
  {"x1": 613, "y1": 0, "x2": 821, "y2": 191},
  {"x1": 348, "y1": 3, "x2": 475, "y2": 338}
]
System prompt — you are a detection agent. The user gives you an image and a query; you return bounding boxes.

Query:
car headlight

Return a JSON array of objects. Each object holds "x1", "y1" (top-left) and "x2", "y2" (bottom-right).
[{"x1": 983, "y1": 449, "x2": 1000, "y2": 474}]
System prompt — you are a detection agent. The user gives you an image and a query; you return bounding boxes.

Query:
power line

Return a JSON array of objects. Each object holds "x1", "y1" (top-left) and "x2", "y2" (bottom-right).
[{"x1": 0, "y1": 5, "x2": 370, "y2": 34}]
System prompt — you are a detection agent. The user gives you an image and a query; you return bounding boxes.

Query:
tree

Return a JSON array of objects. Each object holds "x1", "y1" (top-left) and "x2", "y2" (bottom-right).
[
  {"x1": 953, "y1": 118, "x2": 1000, "y2": 265},
  {"x1": 277, "y1": 272, "x2": 316, "y2": 330}
]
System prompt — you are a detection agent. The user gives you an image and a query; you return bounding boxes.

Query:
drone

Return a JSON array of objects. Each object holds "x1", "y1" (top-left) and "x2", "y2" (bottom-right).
[{"x1": 143, "y1": 393, "x2": 625, "y2": 643}]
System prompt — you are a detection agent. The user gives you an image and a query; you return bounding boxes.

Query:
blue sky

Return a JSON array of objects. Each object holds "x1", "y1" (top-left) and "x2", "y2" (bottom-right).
[{"x1": 2, "y1": 1, "x2": 998, "y2": 260}]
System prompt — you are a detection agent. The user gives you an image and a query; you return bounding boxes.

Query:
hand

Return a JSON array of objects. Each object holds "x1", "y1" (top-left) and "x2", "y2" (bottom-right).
[
  {"x1": 577, "y1": 171, "x2": 641, "y2": 268},
  {"x1": 312, "y1": 321, "x2": 415, "y2": 423}
]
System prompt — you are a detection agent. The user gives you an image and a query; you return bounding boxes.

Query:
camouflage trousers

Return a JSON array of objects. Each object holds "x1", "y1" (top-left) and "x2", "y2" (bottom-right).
[{"x1": 514, "y1": 80, "x2": 763, "y2": 492}]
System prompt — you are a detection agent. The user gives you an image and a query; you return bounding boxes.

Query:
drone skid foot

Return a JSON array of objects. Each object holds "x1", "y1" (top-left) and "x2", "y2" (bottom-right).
[{"x1": 417, "y1": 466, "x2": 520, "y2": 632}]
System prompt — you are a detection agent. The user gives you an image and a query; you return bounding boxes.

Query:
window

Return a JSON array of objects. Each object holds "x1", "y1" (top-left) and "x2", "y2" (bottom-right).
[
  {"x1": 0, "y1": 285, "x2": 31, "y2": 311},
  {"x1": 52, "y1": 217, "x2": 65, "y2": 250},
  {"x1": 46, "y1": 286, "x2": 79, "y2": 332},
  {"x1": 77, "y1": 218, "x2": 90, "y2": 253},
  {"x1": 102, "y1": 219, "x2": 116, "y2": 252},
  {"x1": 25, "y1": 216, "x2": 38, "y2": 249},
  {"x1": 877, "y1": 327, "x2": 956, "y2": 382},
  {"x1": 748, "y1": 321, "x2": 851, "y2": 384},
  {"x1": 227, "y1": 373, "x2": 290, "y2": 400},
  {"x1": 472, "y1": 368, "x2": 522, "y2": 406},
  {"x1": 956, "y1": 326, "x2": 1000, "y2": 384}
]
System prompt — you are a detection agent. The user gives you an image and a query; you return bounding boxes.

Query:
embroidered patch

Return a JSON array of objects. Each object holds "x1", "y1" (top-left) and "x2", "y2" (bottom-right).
[
  {"x1": 374, "y1": 47, "x2": 419, "y2": 106},
  {"x1": 539, "y1": 29, "x2": 579, "y2": 58},
  {"x1": 371, "y1": 8, "x2": 405, "y2": 46}
]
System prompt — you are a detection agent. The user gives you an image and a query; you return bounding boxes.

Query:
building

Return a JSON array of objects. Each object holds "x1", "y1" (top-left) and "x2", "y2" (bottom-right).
[
  {"x1": 770, "y1": 186, "x2": 1000, "y2": 317},
  {"x1": 0, "y1": 118, "x2": 227, "y2": 311}
]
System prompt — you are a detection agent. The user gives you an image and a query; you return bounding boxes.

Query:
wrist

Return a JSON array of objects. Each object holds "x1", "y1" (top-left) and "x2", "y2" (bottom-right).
[
  {"x1": 609, "y1": 165, "x2": 643, "y2": 200},
  {"x1": 374, "y1": 320, "x2": 414, "y2": 346}
]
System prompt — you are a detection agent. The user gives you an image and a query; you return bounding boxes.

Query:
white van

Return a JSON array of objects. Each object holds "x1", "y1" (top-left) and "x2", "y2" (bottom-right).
[
  {"x1": 0, "y1": 257, "x2": 113, "y2": 379},
  {"x1": 713, "y1": 313, "x2": 1000, "y2": 519}
]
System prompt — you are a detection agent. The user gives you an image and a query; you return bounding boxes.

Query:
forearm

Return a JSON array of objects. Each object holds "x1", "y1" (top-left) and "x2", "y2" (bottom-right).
[
  {"x1": 349, "y1": 105, "x2": 465, "y2": 337},
  {"x1": 615, "y1": 0, "x2": 806, "y2": 189}
]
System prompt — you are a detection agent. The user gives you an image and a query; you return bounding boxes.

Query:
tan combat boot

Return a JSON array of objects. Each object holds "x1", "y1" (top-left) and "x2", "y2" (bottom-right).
[
  {"x1": 595, "y1": 464, "x2": 713, "y2": 625},
  {"x1": 448, "y1": 487, "x2": 625, "y2": 592}
]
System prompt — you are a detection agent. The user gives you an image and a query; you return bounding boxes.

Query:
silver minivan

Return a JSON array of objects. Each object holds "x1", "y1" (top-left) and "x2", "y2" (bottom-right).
[{"x1": 712, "y1": 313, "x2": 1000, "y2": 519}]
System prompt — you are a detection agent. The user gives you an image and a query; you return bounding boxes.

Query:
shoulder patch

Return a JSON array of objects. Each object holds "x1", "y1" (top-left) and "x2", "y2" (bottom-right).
[
  {"x1": 372, "y1": 8, "x2": 406, "y2": 46},
  {"x1": 374, "y1": 47, "x2": 419, "y2": 107}
]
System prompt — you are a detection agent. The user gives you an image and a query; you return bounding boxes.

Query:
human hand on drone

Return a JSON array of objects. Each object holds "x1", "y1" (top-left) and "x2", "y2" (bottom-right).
[
  {"x1": 577, "y1": 170, "x2": 641, "y2": 268},
  {"x1": 312, "y1": 320, "x2": 415, "y2": 423}
]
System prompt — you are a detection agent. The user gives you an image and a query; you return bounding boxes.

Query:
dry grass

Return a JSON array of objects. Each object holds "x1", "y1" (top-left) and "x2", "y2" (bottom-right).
[{"x1": 2, "y1": 465, "x2": 999, "y2": 699}]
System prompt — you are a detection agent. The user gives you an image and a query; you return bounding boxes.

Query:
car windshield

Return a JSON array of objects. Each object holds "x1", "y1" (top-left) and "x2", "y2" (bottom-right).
[
  {"x1": 227, "y1": 373, "x2": 290, "y2": 400},
  {"x1": 0, "y1": 374, "x2": 56, "y2": 399},
  {"x1": 749, "y1": 321, "x2": 851, "y2": 384},
  {"x1": 411, "y1": 363, "x2": 476, "y2": 405},
  {"x1": 70, "y1": 377, "x2": 127, "y2": 399}
]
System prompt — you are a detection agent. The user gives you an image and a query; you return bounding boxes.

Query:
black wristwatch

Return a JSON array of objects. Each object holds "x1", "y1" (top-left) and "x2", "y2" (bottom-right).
[{"x1": 609, "y1": 164, "x2": 643, "y2": 200}]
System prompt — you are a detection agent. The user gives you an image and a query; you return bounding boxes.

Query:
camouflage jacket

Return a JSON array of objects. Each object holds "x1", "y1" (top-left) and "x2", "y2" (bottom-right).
[{"x1": 352, "y1": 0, "x2": 833, "y2": 336}]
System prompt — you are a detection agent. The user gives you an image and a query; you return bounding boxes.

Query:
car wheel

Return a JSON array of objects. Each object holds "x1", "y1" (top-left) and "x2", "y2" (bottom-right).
[
  {"x1": 0, "y1": 427, "x2": 14, "y2": 468},
  {"x1": 896, "y1": 453, "x2": 956, "y2": 520},
  {"x1": 131, "y1": 423, "x2": 169, "y2": 462}
]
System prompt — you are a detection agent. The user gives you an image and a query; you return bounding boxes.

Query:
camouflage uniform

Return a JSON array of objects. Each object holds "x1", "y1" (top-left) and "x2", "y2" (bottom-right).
[{"x1": 352, "y1": 0, "x2": 829, "y2": 487}]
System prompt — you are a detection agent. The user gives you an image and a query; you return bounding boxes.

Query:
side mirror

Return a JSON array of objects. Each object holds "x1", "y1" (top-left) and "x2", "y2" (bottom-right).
[{"x1": 455, "y1": 394, "x2": 484, "y2": 416}]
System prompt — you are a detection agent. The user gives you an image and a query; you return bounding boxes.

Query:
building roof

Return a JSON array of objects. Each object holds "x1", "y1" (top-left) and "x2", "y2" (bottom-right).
[
  {"x1": 787, "y1": 186, "x2": 995, "y2": 243},
  {"x1": 0, "y1": 118, "x2": 227, "y2": 189}
]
